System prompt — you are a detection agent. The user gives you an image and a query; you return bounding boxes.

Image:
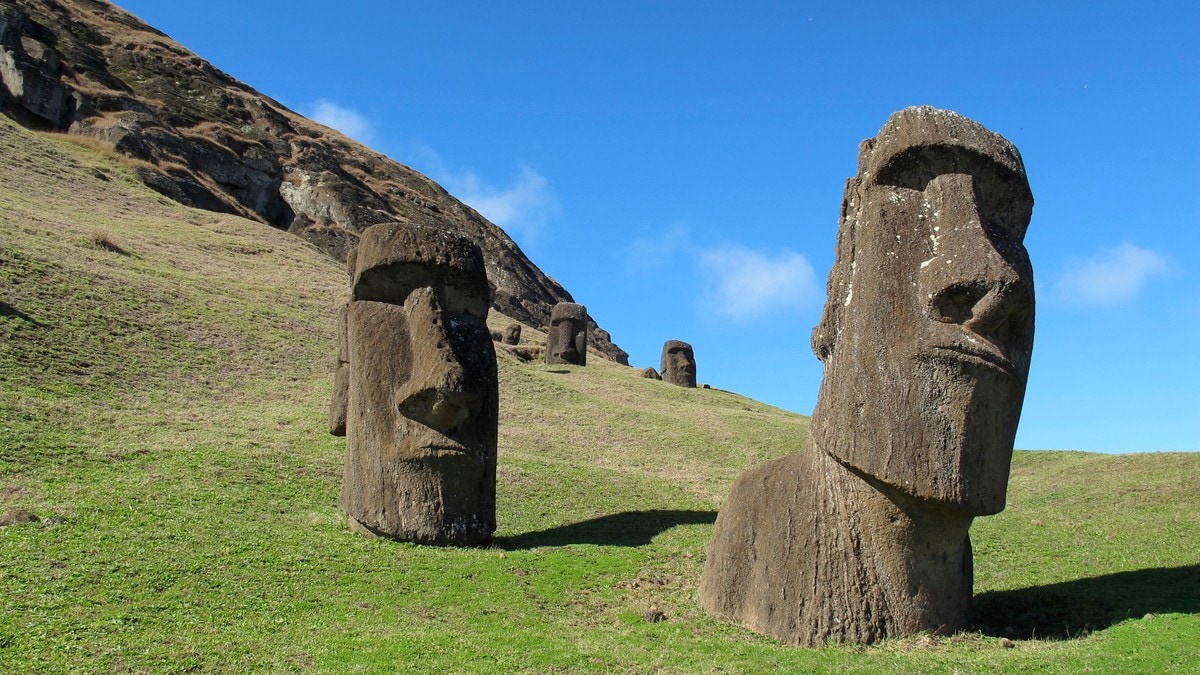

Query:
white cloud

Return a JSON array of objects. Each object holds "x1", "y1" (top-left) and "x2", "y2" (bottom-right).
[
  {"x1": 698, "y1": 245, "x2": 819, "y2": 321},
  {"x1": 303, "y1": 99, "x2": 375, "y2": 145},
  {"x1": 435, "y1": 163, "x2": 558, "y2": 247},
  {"x1": 1055, "y1": 242, "x2": 1169, "y2": 306},
  {"x1": 404, "y1": 145, "x2": 559, "y2": 247},
  {"x1": 621, "y1": 222, "x2": 693, "y2": 273}
]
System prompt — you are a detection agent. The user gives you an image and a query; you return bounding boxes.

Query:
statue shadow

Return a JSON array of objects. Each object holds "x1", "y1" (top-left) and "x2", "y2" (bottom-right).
[
  {"x1": 498, "y1": 509, "x2": 717, "y2": 550},
  {"x1": 972, "y1": 564, "x2": 1200, "y2": 639},
  {"x1": 0, "y1": 301, "x2": 41, "y2": 326}
]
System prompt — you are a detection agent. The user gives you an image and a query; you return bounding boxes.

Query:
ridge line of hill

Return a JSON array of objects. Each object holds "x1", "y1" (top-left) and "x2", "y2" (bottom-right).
[{"x1": 0, "y1": 0, "x2": 629, "y2": 363}]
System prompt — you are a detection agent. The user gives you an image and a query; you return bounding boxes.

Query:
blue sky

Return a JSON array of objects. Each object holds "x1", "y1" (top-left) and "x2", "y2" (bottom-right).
[{"x1": 111, "y1": 1, "x2": 1198, "y2": 453}]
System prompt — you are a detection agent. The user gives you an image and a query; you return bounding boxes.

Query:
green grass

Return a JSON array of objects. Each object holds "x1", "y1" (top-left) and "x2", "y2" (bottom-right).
[{"x1": 2, "y1": 114, "x2": 1198, "y2": 673}]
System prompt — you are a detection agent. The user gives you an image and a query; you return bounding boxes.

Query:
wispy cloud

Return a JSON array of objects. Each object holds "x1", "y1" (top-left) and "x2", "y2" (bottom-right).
[
  {"x1": 698, "y1": 245, "x2": 819, "y2": 321},
  {"x1": 410, "y1": 145, "x2": 557, "y2": 247},
  {"x1": 442, "y1": 165, "x2": 558, "y2": 245},
  {"x1": 303, "y1": 99, "x2": 375, "y2": 145},
  {"x1": 1055, "y1": 242, "x2": 1169, "y2": 306},
  {"x1": 621, "y1": 222, "x2": 693, "y2": 273}
]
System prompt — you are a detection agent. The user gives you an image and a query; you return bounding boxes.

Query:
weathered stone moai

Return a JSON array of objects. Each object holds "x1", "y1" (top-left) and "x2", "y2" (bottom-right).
[
  {"x1": 503, "y1": 323, "x2": 522, "y2": 345},
  {"x1": 545, "y1": 302, "x2": 587, "y2": 365},
  {"x1": 640, "y1": 366, "x2": 662, "y2": 380},
  {"x1": 660, "y1": 340, "x2": 697, "y2": 388},
  {"x1": 331, "y1": 222, "x2": 498, "y2": 546},
  {"x1": 327, "y1": 304, "x2": 349, "y2": 436},
  {"x1": 699, "y1": 106, "x2": 1036, "y2": 645}
]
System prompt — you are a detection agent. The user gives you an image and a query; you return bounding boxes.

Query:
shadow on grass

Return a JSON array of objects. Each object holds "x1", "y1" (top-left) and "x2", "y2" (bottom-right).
[
  {"x1": 498, "y1": 509, "x2": 717, "y2": 550},
  {"x1": 973, "y1": 564, "x2": 1200, "y2": 639},
  {"x1": 0, "y1": 301, "x2": 41, "y2": 326}
]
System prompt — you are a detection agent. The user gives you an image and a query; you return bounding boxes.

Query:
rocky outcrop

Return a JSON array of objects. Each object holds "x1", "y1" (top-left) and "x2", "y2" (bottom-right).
[{"x1": 0, "y1": 0, "x2": 628, "y2": 363}]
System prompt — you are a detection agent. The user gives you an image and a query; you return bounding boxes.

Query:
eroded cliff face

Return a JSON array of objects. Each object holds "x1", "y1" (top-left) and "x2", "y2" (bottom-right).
[{"x1": 0, "y1": 0, "x2": 627, "y2": 363}]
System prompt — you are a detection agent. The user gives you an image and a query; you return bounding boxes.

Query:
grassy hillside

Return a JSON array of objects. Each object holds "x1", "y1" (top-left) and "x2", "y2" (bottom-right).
[{"x1": 2, "y1": 115, "x2": 1198, "y2": 673}]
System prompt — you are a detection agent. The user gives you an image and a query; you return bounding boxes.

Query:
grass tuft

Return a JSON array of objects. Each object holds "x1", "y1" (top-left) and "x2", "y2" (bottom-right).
[{"x1": 88, "y1": 229, "x2": 128, "y2": 255}]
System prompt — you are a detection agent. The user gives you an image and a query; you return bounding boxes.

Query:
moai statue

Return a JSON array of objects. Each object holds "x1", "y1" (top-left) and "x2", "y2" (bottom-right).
[
  {"x1": 333, "y1": 222, "x2": 498, "y2": 546},
  {"x1": 503, "y1": 323, "x2": 522, "y2": 345},
  {"x1": 328, "y1": 304, "x2": 349, "y2": 436},
  {"x1": 329, "y1": 250, "x2": 360, "y2": 436},
  {"x1": 545, "y1": 302, "x2": 587, "y2": 365},
  {"x1": 660, "y1": 340, "x2": 697, "y2": 388},
  {"x1": 640, "y1": 366, "x2": 662, "y2": 380},
  {"x1": 699, "y1": 107, "x2": 1036, "y2": 645}
]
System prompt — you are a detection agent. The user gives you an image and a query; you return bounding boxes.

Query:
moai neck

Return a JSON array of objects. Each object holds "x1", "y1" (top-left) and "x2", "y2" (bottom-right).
[{"x1": 801, "y1": 435, "x2": 975, "y2": 642}]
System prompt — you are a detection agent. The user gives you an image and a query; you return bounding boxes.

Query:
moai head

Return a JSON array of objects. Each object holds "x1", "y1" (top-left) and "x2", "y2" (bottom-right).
[
  {"x1": 341, "y1": 222, "x2": 498, "y2": 545},
  {"x1": 503, "y1": 323, "x2": 522, "y2": 345},
  {"x1": 545, "y1": 302, "x2": 587, "y2": 365},
  {"x1": 661, "y1": 340, "x2": 697, "y2": 388},
  {"x1": 810, "y1": 106, "x2": 1035, "y2": 516}
]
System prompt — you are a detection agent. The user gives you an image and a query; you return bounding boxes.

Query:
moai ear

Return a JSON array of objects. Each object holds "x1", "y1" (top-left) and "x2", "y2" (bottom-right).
[{"x1": 811, "y1": 179, "x2": 859, "y2": 362}]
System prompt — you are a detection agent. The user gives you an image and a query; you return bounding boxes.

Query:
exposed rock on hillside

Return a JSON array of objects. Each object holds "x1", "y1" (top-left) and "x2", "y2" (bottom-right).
[{"x1": 0, "y1": 0, "x2": 627, "y2": 363}]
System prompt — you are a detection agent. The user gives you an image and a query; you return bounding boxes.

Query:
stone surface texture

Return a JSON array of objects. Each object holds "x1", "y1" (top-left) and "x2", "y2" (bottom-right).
[
  {"x1": 0, "y1": 0, "x2": 627, "y2": 364},
  {"x1": 545, "y1": 302, "x2": 587, "y2": 366},
  {"x1": 699, "y1": 106, "x2": 1035, "y2": 646},
  {"x1": 660, "y1": 340, "x2": 697, "y2": 388},
  {"x1": 336, "y1": 222, "x2": 498, "y2": 546}
]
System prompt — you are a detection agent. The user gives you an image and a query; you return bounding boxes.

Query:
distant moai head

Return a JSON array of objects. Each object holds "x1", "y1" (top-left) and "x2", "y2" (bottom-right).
[
  {"x1": 661, "y1": 340, "x2": 697, "y2": 388},
  {"x1": 503, "y1": 323, "x2": 522, "y2": 345},
  {"x1": 340, "y1": 222, "x2": 498, "y2": 545},
  {"x1": 545, "y1": 302, "x2": 587, "y2": 365},
  {"x1": 810, "y1": 106, "x2": 1035, "y2": 515}
]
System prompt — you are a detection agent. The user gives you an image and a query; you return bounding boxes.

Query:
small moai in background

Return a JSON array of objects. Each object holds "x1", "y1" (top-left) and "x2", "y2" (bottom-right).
[
  {"x1": 545, "y1": 302, "x2": 587, "y2": 366},
  {"x1": 503, "y1": 323, "x2": 521, "y2": 345},
  {"x1": 661, "y1": 340, "x2": 697, "y2": 388},
  {"x1": 640, "y1": 366, "x2": 661, "y2": 380},
  {"x1": 332, "y1": 222, "x2": 498, "y2": 546}
]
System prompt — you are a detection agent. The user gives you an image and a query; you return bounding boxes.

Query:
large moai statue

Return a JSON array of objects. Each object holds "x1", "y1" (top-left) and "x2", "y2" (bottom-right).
[
  {"x1": 545, "y1": 302, "x2": 587, "y2": 365},
  {"x1": 332, "y1": 222, "x2": 498, "y2": 546},
  {"x1": 699, "y1": 106, "x2": 1036, "y2": 645},
  {"x1": 660, "y1": 340, "x2": 697, "y2": 388}
]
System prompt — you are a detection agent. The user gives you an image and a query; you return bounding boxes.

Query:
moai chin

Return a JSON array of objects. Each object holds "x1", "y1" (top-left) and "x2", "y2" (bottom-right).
[
  {"x1": 661, "y1": 340, "x2": 697, "y2": 388},
  {"x1": 332, "y1": 222, "x2": 498, "y2": 546},
  {"x1": 545, "y1": 302, "x2": 587, "y2": 365},
  {"x1": 699, "y1": 106, "x2": 1036, "y2": 645}
]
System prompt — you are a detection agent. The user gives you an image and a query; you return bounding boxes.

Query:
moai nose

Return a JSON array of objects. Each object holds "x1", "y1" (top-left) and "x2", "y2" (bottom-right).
[
  {"x1": 929, "y1": 280, "x2": 1027, "y2": 345},
  {"x1": 393, "y1": 286, "x2": 483, "y2": 432},
  {"x1": 922, "y1": 173, "x2": 1024, "y2": 332},
  {"x1": 398, "y1": 387, "x2": 479, "y2": 433}
]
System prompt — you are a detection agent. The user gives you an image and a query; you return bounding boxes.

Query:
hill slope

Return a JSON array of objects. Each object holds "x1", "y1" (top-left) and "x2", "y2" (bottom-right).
[
  {"x1": 0, "y1": 0, "x2": 627, "y2": 363},
  {"x1": 2, "y1": 116, "x2": 1199, "y2": 672}
]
